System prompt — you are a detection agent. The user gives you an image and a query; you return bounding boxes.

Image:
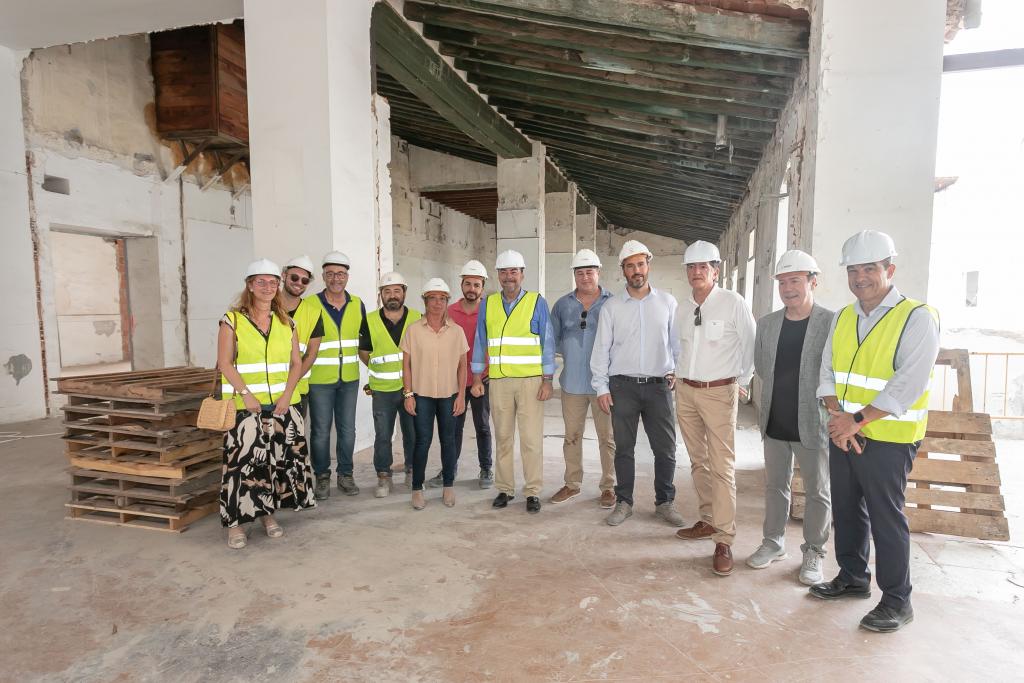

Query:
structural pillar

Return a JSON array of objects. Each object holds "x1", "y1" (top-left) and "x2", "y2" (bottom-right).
[
  {"x1": 544, "y1": 181, "x2": 577, "y2": 296},
  {"x1": 575, "y1": 203, "x2": 598, "y2": 252},
  {"x1": 801, "y1": 0, "x2": 945, "y2": 309},
  {"x1": 497, "y1": 141, "x2": 546, "y2": 296}
]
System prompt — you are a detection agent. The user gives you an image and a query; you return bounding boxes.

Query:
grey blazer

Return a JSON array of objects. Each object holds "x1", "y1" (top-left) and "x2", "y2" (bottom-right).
[{"x1": 754, "y1": 303, "x2": 833, "y2": 450}]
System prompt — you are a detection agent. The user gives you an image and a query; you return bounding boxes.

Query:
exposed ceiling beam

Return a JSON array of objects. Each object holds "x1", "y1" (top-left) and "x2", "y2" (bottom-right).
[{"x1": 942, "y1": 48, "x2": 1024, "y2": 72}]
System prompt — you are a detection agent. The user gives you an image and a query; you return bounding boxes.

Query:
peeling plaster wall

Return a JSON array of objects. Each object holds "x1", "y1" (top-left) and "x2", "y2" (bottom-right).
[
  {"x1": 19, "y1": 34, "x2": 252, "y2": 413},
  {"x1": 391, "y1": 138, "x2": 497, "y2": 306},
  {"x1": 595, "y1": 226, "x2": 689, "y2": 303}
]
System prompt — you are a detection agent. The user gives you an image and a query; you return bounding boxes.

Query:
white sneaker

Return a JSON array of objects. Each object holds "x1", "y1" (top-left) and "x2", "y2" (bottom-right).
[
  {"x1": 799, "y1": 548, "x2": 824, "y2": 585},
  {"x1": 745, "y1": 542, "x2": 788, "y2": 569}
]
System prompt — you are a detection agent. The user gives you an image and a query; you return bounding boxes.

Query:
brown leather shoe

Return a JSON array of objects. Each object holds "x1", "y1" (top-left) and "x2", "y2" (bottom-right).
[
  {"x1": 599, "y1": 489, "x2": 615, "y2": 509},
  {"x1": 675, "y1": 520, "x2": 715, "y2": 540},
  {"x1": 713, "y1": 543, "x2": 734, "y2": 576},
  {"x1": 550, "y1": 485, "x2": 580, "y2": 504}
]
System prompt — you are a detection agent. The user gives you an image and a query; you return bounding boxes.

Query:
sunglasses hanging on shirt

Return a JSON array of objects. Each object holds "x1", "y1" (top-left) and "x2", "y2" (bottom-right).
[
  {"x1": 579, "y1": 309, "x2": 589, "y2": 330},
  {"x1": 694, "y1": 305, "x2": 702, "y2": 326}
]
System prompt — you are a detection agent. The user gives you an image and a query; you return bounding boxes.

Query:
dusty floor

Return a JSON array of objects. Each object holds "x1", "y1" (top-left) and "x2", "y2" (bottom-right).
[{"x1": 2, "y1": 402, "x2": 1023, "y2": 682}]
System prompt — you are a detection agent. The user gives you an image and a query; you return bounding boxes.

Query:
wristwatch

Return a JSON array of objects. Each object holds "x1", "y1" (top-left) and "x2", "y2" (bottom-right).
[
  {"x1": 239, "y1": 389, "x2": 250, "y2": 396},
  {"x1": 403, "y1": 390, "x2": 415, "y2": 399},
  {"x1": 853, "y1": 411, "x2": 865, "y2": 424}
]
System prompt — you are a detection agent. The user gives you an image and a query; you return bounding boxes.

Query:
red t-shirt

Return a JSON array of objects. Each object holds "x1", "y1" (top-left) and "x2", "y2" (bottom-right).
[{"x1": 448, "y1": 299, "x2": 487, "y2": 385}]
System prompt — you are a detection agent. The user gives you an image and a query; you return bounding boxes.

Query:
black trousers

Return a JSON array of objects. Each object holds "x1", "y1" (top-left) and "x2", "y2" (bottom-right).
[
  {"x1": 609, "y1": 376, "x2": 677, "y2": 506},
  {"x1": 830, "y1": 437, "x2": 918, "y2": 610},
  {"x1": 453, "y1": 382, "x2": 493, "y2": 471}
]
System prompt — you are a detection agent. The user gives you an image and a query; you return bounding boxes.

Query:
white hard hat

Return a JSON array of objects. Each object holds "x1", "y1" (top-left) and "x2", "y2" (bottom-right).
[
  {"x1": 495, "y1": 250, "x2": 527, "y2": 270},
  {"x1": 839, "y1": 230, "x2": 898, "y2": 266},
  {"x1": 460, "y1": 259, "x2": 489, "y2": 280},
  {"x1": 245, "y1": 258, "x2": 281, "y2": 279},
  {"x1": 379, "y1": 271, "x2": 408, "y2": 289},
  {"x1": 322, "y1": 251, "x2": 351, "y2": 268},
  {"x1": 618, "y1": 240, "x2": 653, "y2": 264},
  {"x1": 683, "y1": 240, "x2": 721, "y2": 264},
  {"x1": 284, "y1": 254, "x2": 315, "y2": 278},
  {"x1": 774, "y1": 249, "x2": 820, "y2": 277},
  {"x1": 422, "y1": 277, "x2": 451, "y2": 296},
  {"x1": 571, "y1": 249, "x2": 602, "y2": 269}
]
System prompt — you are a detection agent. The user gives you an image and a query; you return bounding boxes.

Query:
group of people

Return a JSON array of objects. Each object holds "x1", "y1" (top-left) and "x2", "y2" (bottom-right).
[{"x1": 216, "y1": 228, "x2": 938, "y2": 635}]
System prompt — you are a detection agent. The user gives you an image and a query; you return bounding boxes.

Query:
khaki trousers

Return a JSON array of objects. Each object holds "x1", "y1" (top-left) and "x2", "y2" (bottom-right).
[
  {"x1": 675, "y1": 382, "x2": 738, "y2": 545},
  {"x1": 560, "y1": 391, "x2": 615, "y2": 492},
  {"x1": 490, "y1": 376, "x2": 545, "y2": 497}
]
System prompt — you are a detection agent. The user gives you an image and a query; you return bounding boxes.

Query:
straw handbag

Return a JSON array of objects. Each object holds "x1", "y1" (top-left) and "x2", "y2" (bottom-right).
[{"x1": 197, "y1": 371, "x2": 236, "y2": 431}]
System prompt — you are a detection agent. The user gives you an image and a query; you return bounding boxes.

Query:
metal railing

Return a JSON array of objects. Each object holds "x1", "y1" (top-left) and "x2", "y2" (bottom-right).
[{"x1": 933, "y1": 352, "x2": 1024, "y2": 419}]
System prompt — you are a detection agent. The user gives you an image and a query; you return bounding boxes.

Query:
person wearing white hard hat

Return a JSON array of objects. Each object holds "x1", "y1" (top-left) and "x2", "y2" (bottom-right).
[
  {"x1": 437, "y1": 259, "x2": 494, "y2": 490},
  {"x1": 549, "y1": 249, "x2": 616, "y2": 508},
  {"x1": 746, "y1": 249, "x2": 833, "y2": 585},
  {"x1": 591, "y1": 239, "x2": 684, "y2": 529},
  {"x1": 217, "y1": 259, "x2": 316, "y2": 549},
  {"x1": 673, "y1": 239, "x2": 756, "y2": 578},
  {"x1": 280, "y1": 255, "x2": 323, "y2": 419},
  {"x1": 811, "y1": 230, "x2": 939, "y2": 634},
  {"x1": 293, "y1": 250, "x2": 370, "y2": 499},
  {"x1": 471, "y1": 249, "x2": 556, "y2": 514},
  {"x1": 400, "y1": 278, "x2": 468, "y2": 509},
  {"x1": 356, "y1": 272, "x2": 421, "y2": 498}
]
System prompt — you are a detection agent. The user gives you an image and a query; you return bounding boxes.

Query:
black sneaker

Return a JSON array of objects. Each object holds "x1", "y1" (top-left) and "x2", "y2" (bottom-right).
[
  {"x1": 492, "y1": 492, "x2": 514, "y2": 508},
  {"x1": 314, "y1": 475, "x2": 331, "y2": 500},
  {"x1": 526, "y1": 496, "x2": 541, "y2": 514},
  {"x1": 427, "y1": 471, "x2": 444, "y2": 488},
  {"x1": 859, "y1": 603, "x2": 914, "y2": 633}
]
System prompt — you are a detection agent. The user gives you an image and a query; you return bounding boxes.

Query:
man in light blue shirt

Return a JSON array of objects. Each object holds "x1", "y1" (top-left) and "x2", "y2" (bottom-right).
[
  {"x1": 591, "y1": 240, "x2": 685, "y2": 528},
  {"x1": 549, "y1": 249, "x2": 616, "y2": 509}
]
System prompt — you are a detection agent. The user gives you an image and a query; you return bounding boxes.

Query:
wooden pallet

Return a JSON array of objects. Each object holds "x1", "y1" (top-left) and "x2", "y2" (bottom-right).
[
  {"x1": 64, "y1": 431, "x2": 222, "y2": 464},
  {"x1": 68, "y1": 464, "x2": 220, "y2": 495},
  {"x1": 791, "y1": 348, "x2": 1010, "y2": 541},
  {"x1": 66, "y1": 499, "x2": 218, "y2": 533},
  {"x1": 56, "y1": 366, "x2": 218, "y2": 402},
  {"x1": 68, "y1": 451, "x2": 220, "y2": 479}
]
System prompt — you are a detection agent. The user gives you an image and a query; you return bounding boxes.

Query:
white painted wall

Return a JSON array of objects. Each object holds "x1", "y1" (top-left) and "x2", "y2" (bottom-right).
[
  {"x1": 0, "y1": 46, "x2": 47, "y2": 422},
  {"x1": 595, "y1": 227, "x2": 688, "y2": 303}
]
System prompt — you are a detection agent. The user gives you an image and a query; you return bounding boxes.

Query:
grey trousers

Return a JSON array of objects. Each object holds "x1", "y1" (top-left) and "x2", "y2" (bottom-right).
[
  {"x1": 761, "y1": 436, "x2": 831, "y2": 555},
  {"x1": 609, "y1": 376, "x2": 677, "y2": 507}
]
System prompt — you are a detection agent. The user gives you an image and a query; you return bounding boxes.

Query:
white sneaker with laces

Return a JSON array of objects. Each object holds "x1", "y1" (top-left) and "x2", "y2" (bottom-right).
[
  {"x1": 745, "y1": 542, "x2": 788, "y2": 569},
  {"x1": 799, "y1": 548, "x2": 824, "y2": 585}
]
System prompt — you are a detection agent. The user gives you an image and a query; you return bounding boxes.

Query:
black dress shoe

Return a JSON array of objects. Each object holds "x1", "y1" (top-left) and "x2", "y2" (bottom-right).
[
  {"x1": 492, "y1": 492, "x2": 515, "y2": 508},
  {"x1": 526, "y1": 496, "x2": 541, "y2": 514},
  {"x1": 809, "y1": 576, "x2": 872, "y2": 600},
  {"x1": 860, "y1": 603, "x2": 913, "y2": 633}
]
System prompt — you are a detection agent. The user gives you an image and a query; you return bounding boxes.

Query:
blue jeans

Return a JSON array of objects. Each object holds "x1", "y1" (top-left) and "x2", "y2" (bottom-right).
[
  {"x1": 308, "y1": 379, "x2": 359, "y2": 477},
  {"x1": 372, "y1": 389, "x2": 415, "y2": 474},
  {"x1": 412, "y1": 394, "x2": 457, "y2": 491}
]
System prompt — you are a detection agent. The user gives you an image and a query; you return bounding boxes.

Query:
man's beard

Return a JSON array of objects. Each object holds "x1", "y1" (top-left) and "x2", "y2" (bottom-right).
[
  {"x1": 463, "y1": 291, "x2": 479, "y2": 302},
  {"x1": 384, "y1": 299, "x2": 403, "y2": 311},
  {"x1": 628, "y1": 274, "x2": 646, "y2": 289}
]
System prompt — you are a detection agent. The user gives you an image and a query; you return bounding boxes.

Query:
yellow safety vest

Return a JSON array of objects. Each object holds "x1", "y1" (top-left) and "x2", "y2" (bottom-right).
[
  {"x1": 307, "y1": 293, "x2": 364, "y2": 384},
  {"x1": 220, "y1": 311, "x2": 300, "y2": 410},
  {"x1": 291, "y1": 296, "x2": 320, "y2": 396},
  {"x1": 485, "y1": 291, "x2": 542, "y2": 379},
  {"x1": 367, "y1": 307, "x2": 421, "y2": 392},
  {"x1": 832, "y1": 297, "x2": 938, "y2": 443}
]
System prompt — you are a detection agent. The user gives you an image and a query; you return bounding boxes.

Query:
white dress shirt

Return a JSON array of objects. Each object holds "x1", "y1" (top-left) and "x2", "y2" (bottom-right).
[
  {"x1": 590, "y1": 285, "x2": 680, "y2": 395},
  {"x1": 674, "y1": 285, "x2": 756, "y2": 384}
]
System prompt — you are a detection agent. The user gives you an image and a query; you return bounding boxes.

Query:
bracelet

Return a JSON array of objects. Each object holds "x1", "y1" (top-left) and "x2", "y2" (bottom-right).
[{"x1": 403, "y1": 390, "x2": 415, "y2": 399}]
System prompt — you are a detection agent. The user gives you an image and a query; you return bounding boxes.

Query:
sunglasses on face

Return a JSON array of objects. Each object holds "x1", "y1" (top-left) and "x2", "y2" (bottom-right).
[
  {"x1": 288, "y1": 274, "x2": 311, "y2": 285},
  {"x1": 694, "y1": 305, "x2": 702, "y2": 327},
  {"x1": 580, "y1": 309, "x2": 588, "y2": 330}
]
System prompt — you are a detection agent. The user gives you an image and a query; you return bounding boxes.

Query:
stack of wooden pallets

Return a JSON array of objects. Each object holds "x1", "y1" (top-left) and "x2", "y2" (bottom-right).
[{"x1": 58, "y1": 367, "x2": 222, "y2": 533}]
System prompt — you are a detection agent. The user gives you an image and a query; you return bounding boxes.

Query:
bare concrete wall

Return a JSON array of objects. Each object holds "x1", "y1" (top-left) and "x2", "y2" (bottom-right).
[{"x1": 594, "y1": 226, "x2": 689, "y2": 303}]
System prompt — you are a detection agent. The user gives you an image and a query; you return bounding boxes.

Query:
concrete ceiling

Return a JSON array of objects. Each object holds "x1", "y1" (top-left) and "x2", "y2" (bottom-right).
[{"x1": 0, "y1": 0, "x2": 242, "y2": 50}]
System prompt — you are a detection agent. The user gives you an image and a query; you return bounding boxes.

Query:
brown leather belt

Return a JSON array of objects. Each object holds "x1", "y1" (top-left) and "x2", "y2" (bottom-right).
[{"x1": 681, "y1": 377, "x2": 736, "y2": 389}]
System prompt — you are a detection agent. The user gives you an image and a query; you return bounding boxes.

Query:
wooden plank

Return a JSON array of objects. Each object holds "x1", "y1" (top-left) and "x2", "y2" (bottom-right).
[
  {"x1": 926, "y1": 410, "x2": 992, "y2": 436},
  {"x1": 909, "y1": 458, "x2": 1001, "y2": 488},
  {"x1": 66, "y1": 501, "x2": 217, "y2": 533},
  {"x1": 372, "y1": 2, "x2": 531, "y2": 159},
  {"x1": 68, "y1": 454, "x2": 218, "y2": 480},
  {"x1": 414, "y1": 0, "x2": 809, "y2": 57},
  {"x1": 69, "y1": 464, "x2": 220, "y2": 493},
  {"x1": 919, "y1": 436, "x2": 996, "y2": 460},
  {"x1": 906, "y1": 487, "x2": 1005, "y2": 512},
  {"x1": 906, "y1": 508, "x2": 1009, "y2": 542}
]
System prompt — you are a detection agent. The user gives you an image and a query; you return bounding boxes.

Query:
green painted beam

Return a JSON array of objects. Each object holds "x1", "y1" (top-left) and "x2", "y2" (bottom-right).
[
  {"x1": 410, "y1": 9, "x2": 802, "y2": 77},
  {"x1": 551, "y1": 148, "x2": 750, "y2": 190},
  {"x1": 372, "y1": 2, "x2": 531, "y2": 159},
  {"x1": 410, "y1": 0, "x2": 809, "y2": 58}
]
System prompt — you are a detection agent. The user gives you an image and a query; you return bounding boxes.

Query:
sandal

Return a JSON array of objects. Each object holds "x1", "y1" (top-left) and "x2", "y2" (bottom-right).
[
  {"x1": 227, "y1": 528, "x2": 247, "y2": 549},
  {"x1": 263, "y1": 517, "x2": 284, "y2": 538}
]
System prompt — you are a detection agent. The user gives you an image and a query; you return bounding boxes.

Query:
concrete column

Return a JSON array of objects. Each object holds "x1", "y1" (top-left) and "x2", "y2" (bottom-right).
[
  {"x1": 575, "y1": 204, "x2": 598, "y2": 252},
  {"x1": 0, "y1": 47, "x2": 47, "y2": 422},
  {"x1": 497, "y1": 141, "x2": 546, "y2": 296},
  {"x1": 801, "y1": 0, "x2": 945, "y2": 309},
  {"x1": 544, "y1": 181, "x2": 577, "y2": 296},
  {"x1": 244, "y1": 0, "x2": 387, "y2": 299}
]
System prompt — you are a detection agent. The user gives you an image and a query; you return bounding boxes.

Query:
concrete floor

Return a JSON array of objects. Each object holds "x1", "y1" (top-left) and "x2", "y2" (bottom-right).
[{"x1": 2, "y1": 403, "x2": 1023, "y2": 682}]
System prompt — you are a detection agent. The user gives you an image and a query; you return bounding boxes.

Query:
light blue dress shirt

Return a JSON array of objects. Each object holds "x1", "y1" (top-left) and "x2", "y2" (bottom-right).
[
  {"x1": 551, "y1": 287, "x2": 612, "y2": 395},
  {"x1": 471, "y1": 289, "x2": 556, "y2": 377}
]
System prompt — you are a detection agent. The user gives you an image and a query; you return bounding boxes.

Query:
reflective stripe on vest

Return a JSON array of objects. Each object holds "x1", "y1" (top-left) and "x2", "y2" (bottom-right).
[
  {"x1": 484, "y1": 291, "x2": 542, "y2": 378},
  {"x1": 220, "y1": 311, "x2": 300, "y2": 409},
  {"x1": 832, "y1": 297, "x2": 937, "y2": 443},
  {"x1": 367, "y1": 308, "x2": 421, "y2": 392},
  {"x1": 306, "y1": 293, "x2": 364, "y2": 384}
]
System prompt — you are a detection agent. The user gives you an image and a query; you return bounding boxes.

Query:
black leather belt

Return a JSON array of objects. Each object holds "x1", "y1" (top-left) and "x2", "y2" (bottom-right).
[{"x1": 612, "y1": 375, "x2": 665, "y2": 384}]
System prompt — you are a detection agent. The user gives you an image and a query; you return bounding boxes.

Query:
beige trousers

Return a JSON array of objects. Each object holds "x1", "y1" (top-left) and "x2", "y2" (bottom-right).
[
  {"x1": 490, "y1": 376, "x2": 545, "y2": 497},
  {"x1": 560, "y1": 391, "x2": 615, "y2": 492},
  {"x1": 675, "y1": 382, "x2": 739, "y2": 545}
]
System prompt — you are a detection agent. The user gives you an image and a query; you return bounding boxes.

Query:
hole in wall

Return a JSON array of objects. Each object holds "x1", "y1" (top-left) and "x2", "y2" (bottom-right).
[{"x1": 42, "y1": 175, "x2": 70, "y2": 195}]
